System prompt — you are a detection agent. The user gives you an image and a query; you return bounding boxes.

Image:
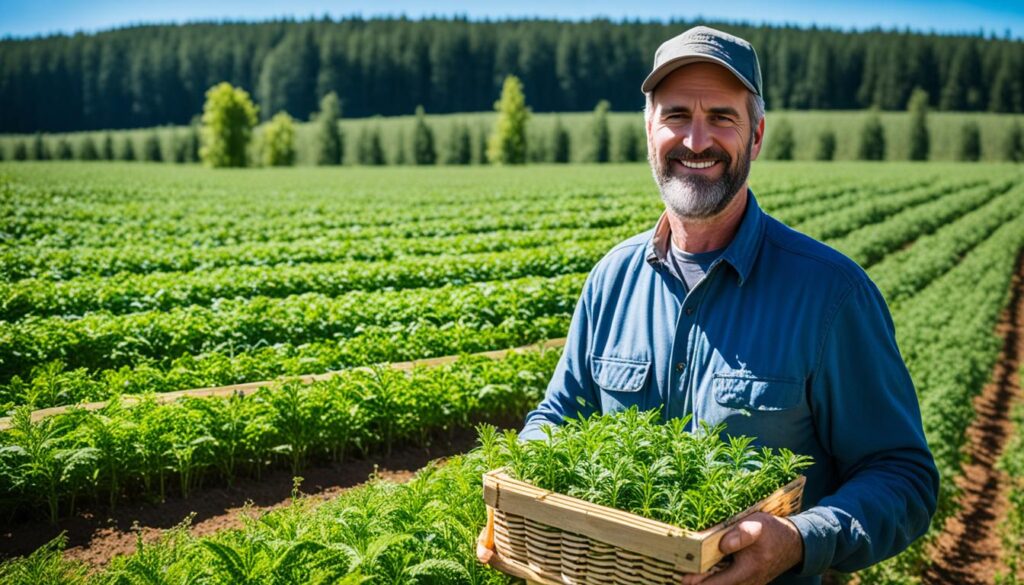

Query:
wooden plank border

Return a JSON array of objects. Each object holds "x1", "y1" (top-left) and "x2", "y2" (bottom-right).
[{"x1": 0, "y1": 338, "x2": 567, "y2": 431}]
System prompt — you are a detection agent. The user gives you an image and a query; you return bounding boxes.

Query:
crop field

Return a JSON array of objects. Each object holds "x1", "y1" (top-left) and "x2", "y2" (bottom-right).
[{"x1": 0, "y1": 161, "x2": 1023, "y2": 583}]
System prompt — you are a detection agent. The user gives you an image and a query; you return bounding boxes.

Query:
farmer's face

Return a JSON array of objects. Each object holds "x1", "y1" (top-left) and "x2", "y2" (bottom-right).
[{"x1": 647, "y1": 62, "x2": 764, "y2": 219}]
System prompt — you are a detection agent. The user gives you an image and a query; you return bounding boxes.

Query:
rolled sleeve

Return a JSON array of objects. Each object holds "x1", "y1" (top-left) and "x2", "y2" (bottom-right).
[
  {"x1": 795, "y1": 279, "x2": 939, "y2": 575},
  {"x1": 520, "y1": 274, "x2": 599, "y2": 440}
]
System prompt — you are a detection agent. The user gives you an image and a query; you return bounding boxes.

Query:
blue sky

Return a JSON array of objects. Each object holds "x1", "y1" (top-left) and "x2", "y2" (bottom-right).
[{"x1": 3, "y1": 0, "x2": 1023, "y2": 39}]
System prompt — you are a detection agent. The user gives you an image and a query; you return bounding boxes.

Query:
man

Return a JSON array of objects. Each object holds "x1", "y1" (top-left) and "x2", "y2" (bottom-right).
[{"x1": 479, "y1": 26, "x2": 939, "y2": 584}]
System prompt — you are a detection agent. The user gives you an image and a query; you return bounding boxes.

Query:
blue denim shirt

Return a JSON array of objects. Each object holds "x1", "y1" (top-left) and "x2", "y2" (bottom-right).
[{"x1": 520, "y1": 191, "x2": 939, "y2": 582}]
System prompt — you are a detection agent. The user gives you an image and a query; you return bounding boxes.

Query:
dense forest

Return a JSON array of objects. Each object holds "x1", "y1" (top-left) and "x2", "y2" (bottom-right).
[{"x1": 1, "y1": 17, "x2": 1022, "y2": 133}]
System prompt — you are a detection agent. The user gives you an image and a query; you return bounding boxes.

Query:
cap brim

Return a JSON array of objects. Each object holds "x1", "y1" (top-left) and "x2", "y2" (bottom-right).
[{"x1": 641, "y1": 54, "x2": 759, "y2": 95}]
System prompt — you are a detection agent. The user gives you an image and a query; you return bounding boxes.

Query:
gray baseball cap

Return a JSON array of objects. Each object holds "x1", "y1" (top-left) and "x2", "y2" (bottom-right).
[{"x1": 641, "y1": 26, "x2": 763, "y2": 96}]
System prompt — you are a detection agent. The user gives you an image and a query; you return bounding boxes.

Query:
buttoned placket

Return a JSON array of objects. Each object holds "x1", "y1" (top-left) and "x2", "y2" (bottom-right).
[{"x1": 670, "y1": 259, "x2": 722, "y2": 427}]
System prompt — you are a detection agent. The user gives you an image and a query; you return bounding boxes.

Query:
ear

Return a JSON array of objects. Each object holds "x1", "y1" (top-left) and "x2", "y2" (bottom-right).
[{"x1": 749, "y1": 116, "x2": 766, "y2": 161}]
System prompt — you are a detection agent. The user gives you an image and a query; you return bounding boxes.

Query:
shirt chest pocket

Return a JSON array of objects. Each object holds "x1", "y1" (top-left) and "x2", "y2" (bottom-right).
[
  {"x1": 591, "y1": 355, "x2": 652, "y2": 414},
  {"x1": 709, "y1": 373, "x2": 810, "y2": 447}
]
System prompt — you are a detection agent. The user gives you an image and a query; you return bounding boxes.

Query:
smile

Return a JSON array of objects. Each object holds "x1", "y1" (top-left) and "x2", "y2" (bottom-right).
[{"x1": 675, "y1": 159, "x2": 719, "y2": 169}]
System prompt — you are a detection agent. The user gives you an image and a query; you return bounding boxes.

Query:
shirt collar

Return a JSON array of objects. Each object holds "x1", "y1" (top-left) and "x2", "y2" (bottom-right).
[{"x1": 645, "y1": 189, "x2": 765, "y2": 286}]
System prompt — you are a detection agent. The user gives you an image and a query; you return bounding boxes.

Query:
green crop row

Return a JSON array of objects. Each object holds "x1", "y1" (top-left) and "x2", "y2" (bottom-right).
[
  {"x1": 833, "y1": 179, "x2": 1021, "y2": 268},
  {"x1": 0, "y1": 222, "x2": 642, "y2": 283},
  {"x1": 855, "y1": 214, "x2": 1024, "y2": 583},
  {"x1": 2, "y1": 209, "x2": 1020, "y2": 579},
  {"x1": 768, "y1": 176, "x2": 938, "y2": 226},
  {"x1": 0, "y1": 272, "x2": 585, "y2": 400},
  {"x1": 797, "y1": 177, "x2": 996, "y2": 242},
  {"x1": 996, "y1": 370, "x2": 1024, "y2": 585},
  {"x1": 0, "y1": 447, "x2": 513, "y2": 585},
  {"x1": 0, "y1": 348, "x2": 560, "y2": 524},
  {"x1": 0, "y1": 240, "x2": 611, "y2": 320},
  {"x1": 869, "y1": 187, "x2": 1024, "y2": 307}
]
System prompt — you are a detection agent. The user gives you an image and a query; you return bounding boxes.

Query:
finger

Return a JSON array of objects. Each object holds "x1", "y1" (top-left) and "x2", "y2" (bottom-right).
[
  {"x1": 678, "y1": 571, "x2": 710, "y2": 585},
  {"x1": 719, "y1": 518, "x2": 764, "y2": 555},
  {"x1": 694, "y1": 551, "x2": 758, "y2": 585}
]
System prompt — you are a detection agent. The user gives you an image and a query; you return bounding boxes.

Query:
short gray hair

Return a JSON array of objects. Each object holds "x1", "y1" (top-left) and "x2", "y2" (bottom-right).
[{"x1": 643, "y1": 90, "x2": 765, "y2": 129}]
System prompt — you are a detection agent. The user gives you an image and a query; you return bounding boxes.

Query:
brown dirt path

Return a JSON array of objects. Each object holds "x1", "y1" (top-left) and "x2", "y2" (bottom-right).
[
  {"x1": 920, "y1": 251, "x2": 1024, "y2": 584},
  {"x1": 0, "y1": 428, "x2": 484, "y2": 569}
]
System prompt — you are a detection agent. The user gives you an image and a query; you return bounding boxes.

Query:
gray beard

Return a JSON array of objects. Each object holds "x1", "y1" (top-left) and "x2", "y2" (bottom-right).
[{"x1": 649, "y1": 136, "x2": 752, "y2": 220}]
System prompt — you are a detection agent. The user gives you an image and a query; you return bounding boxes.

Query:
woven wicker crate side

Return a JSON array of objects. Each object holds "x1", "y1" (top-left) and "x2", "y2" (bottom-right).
[
  {"x1": 484, "y1": 470, "x2": 704, "y2": 570},
  {"x1": 484, "y1": 469, "x2": 806, "y2": 574}
]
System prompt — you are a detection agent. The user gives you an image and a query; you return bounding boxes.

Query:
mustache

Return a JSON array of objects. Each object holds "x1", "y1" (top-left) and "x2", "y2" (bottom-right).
[{"x1": 665, "y1": 144, "x2": 732, "y2": 163}]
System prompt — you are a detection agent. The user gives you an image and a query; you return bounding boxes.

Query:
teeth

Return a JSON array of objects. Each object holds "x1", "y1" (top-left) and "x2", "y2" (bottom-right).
[{"x1": 678, "y1": 159, "x2": 717, "y2": 169}]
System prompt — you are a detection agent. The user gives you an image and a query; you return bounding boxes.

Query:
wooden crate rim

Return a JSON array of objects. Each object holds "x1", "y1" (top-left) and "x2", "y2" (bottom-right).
[{"x1": 484, "y1": 467, "x2": 806, "y2": 537}]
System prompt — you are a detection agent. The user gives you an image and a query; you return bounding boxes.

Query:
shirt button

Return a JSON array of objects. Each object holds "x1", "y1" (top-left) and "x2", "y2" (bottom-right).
[
  {"x1": 685, "y1": 307, "x2": 694, "y2": 316},
  {"x1": 675, "y1": 362, "x2": 686, "y2": 372}
]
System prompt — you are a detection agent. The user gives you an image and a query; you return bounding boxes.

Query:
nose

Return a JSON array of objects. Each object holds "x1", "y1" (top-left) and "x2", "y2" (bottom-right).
[{"x1": 683, "y1": 117, "x2": 714, "y2": 154}]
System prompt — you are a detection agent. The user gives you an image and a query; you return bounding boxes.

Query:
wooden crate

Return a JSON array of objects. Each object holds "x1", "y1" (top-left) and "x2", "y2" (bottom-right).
[{"x1": 482, "y1": 469, "x2": 805, "y2": 584}]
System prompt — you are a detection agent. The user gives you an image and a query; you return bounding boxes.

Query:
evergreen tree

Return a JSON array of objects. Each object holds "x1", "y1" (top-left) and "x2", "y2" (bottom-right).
[
  {"x1": 1004, "y1": 120, "x2": 1023, "y2": 162},
  {"x1": 143, "y1": 132, "x2": 162, "y2": 162},
  {"x1": 261, "y1": 112, "x2": 297, "y2": 166},
  {"x1": 487, "y1": 75, "x2": 529, "y2": 165},
  {"x1": 257, "y1": 29, "x2": 318, "y2": 121},
  {"x1": 357, "y1": 126, "x2": 385, "y2": 165},
  {"x1": 907, "y1": 88, "x2": 930, "y2": 161},
  {"x1": 393, "y1": 129, "x2": 408, "y2": 165},
  {"x1": 443, "y1": 123, "x2": 472, "y2": 165},
  {"x1": 527, "y1": 127, "x2": 549, "y2": 163},
  {"x1": 172, "y1": 131, "x2": 189, "y2": 163},
  {"x1": 13, "y1": 141, "x2": 28, "y2": 161},
  {"x1": 814, "y1": 128, "x2": 836, "y2": 161},
  {"x1": 958, "y1": 121, "x2": 981, "y2": 161},
  {"x1": 31, "y1": 133, "x2": 49, "y2": 160},
  {"x1": 858, "y1": 112, "x2": 886, "y2": 160},
  {"x1": 988, "y1": 47, "x2": 1022, "y2": 113},
  {"x1": 551, "y1": 117, "x2": 571, "y2": 163},
  {"x1": 474, "y1": 124, "x2": 489, "y2": 165},
  {"x1": 940, "y1": 41, "x2": 983, "y2": 111},
  {"x1": 314, "y1": 92, "x2": 343, "y2": 166},
  {"x1": 101, "y1": 133, "x2": 115, "y2": 160},
  {"x1": 588, "y1": 99, "x2": 611, "y2": 163},
  {"x1": 412, "y1": 105, "x2": 436, "y2": 165},
  {"x1": 55, "y1": 138, "x2": 73, "y2": 160},
  {"x1": 120, "y1": 136, "x2": 136, "y2": 161},
  {"x1": 185, "y1": 125, "x2": 201, "y2": 163},
  {"x1": 613, "y1": 121, "x2": 641, "y2": 163},
  {"x1": 765, "y1": 117, "x2": 795, "y2": 160},
  {"x1": 79, "y1": 135, "x2": 99, "y2": 160},
  {"x1": 200, "y1": 82, "x2": 259, "y2": 168}
]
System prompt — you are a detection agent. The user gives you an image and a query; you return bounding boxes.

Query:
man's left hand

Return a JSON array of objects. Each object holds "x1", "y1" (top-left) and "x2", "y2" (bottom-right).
[{"x1": 679, "y1": 512, "x2": 804, "y2": 585}]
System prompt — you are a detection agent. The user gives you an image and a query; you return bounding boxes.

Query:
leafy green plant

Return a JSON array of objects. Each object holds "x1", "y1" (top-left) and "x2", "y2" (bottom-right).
[{"x1": 490, "y1": 408, "x2": 813, "y2": 532}]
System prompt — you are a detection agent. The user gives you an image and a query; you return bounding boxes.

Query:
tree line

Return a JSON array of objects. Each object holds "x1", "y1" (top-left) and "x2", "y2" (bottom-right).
[
  {"x1": 1, "y1": 17, "x2": 1022, "y2": 133},
  {"x1": 4, "y1": 88, "x2": 1021, "y2": 165}
]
